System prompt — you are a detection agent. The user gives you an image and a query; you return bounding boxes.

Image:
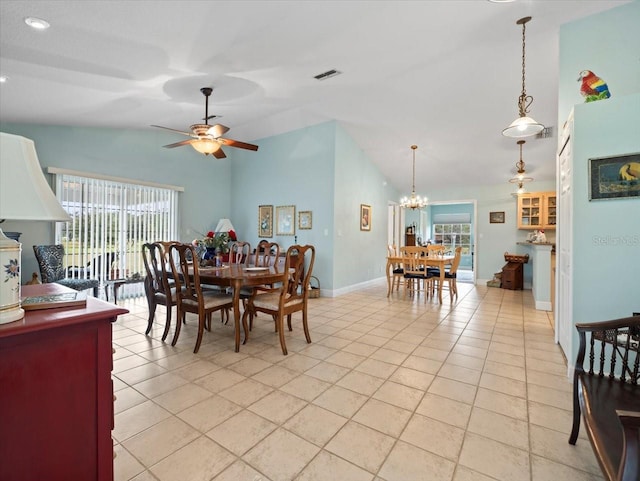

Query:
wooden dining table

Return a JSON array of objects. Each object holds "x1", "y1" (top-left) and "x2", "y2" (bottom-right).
[
  {"x1": 386, "y1": 254, "x2": 455, "y2": 303},
  {"x1": 196, "y1": 264, "x2": 287, "y2": 352}
]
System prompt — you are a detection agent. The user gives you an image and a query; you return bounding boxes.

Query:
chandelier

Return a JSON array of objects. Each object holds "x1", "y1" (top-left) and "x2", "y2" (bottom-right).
[
  {"x1": 509, "y1": 140, "x2": 533, "y2": 193},
  {"x1": 400, "y1": 145, "x2": 428, "y2": 209},
  {"x1": 502, "y1": 16, "x2": 545, "y2": 138}
]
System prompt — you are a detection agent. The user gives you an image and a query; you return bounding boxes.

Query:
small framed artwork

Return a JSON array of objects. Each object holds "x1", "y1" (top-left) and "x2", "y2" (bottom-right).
[
  {"x1": 360, "y1": 204, "x2": 371, "y2": 231},
  {"x1": 276, "y1": 205, "x2": 296, "y2": 236},
  {"x1": 298, "y1": 211, "x2": 312, "y2": 230},
  {"x1": 489, "y1": 211, "x2": 505, "y2": 224},
  {"x1": 258, "y1": 205, "x2": 273, "y2": 238},
  {"x1": 589, "y1": 153, "x2": 640, "y2": 201}
]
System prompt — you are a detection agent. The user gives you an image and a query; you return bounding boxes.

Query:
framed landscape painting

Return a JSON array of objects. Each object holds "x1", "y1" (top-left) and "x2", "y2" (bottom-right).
[
  {"x1": 276, "y1": 205, "x2": 296, "y2": 236},
  {"x1": 258, "y1": 205, "x2": 273, "y2": 237},
  {"x1": 589, "y1": 153, "x2": 640, "y2": 201}
]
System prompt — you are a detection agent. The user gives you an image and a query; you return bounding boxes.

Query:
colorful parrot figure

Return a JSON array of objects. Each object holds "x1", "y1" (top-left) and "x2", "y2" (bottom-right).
[{"x1": 578, "y1": 70, "x2": 611, "y2": 102}]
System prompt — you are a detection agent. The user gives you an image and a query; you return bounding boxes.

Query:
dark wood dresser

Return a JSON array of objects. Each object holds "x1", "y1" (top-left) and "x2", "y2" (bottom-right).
[{"x1": 0, "y1": 283, "x2": 128, "y2": 481}]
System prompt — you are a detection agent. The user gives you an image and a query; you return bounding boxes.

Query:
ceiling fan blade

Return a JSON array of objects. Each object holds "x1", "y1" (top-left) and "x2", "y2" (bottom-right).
[
  {"x1": 163, "y1": 139, "x2": 195, "y2": 149},
  {"x1": 207, "y1": 124, "x2": 230, "y2": 138},
  {"x1": 213, "y1": 148, "x2": 226, "y2": 159},
  {"x1": 219, "y1": 138, "x2": 259, "y2": 151},
  {"x1": 151, "y1": 125, "x2": 194, "y2": 137}
]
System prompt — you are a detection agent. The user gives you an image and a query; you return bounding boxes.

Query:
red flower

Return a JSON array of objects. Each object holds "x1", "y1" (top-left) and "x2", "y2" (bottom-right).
[
  {"x1": 206, "y1": 231, "x2": 215, "y2": 238},
  {"x1": 228, "y1": 230, "x2": 237, "y2": 241}
]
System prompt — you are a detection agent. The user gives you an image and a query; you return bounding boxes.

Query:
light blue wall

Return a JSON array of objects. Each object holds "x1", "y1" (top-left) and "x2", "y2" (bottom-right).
[{"x1": 559, "y1": 1, "x2": 640, "y2": 355}]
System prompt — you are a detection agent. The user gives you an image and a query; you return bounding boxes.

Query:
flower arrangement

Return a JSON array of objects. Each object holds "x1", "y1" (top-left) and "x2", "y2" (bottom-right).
[{"x1": 193, "y1": 230, "x2": 237, "y2": 253}]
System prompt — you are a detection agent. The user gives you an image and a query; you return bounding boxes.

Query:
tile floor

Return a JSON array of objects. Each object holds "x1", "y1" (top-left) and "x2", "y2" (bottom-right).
[{"x1": 112, "y1": 281, "x2": 604, "y2": 481}]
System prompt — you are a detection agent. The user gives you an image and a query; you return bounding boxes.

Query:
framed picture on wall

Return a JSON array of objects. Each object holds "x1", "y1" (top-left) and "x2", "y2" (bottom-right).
[
  {"x1": 276, "y1": 205, "x2": 296, "y2": 235},
  {"x1": 298, "y1": 211, "x2": 312, "y2": 230},
  {"x1": 489, "y1": 211, "x2": 505, "y2": 223},
  {"x1": 589, "y1": 152, "x2": 640, "y2": 201},
  {"x1": 360, "y1": 204, "x2": 371, "y2": 231},
  {"x1": 258, "y1": 205, "x2": 273, "y2": 237}
]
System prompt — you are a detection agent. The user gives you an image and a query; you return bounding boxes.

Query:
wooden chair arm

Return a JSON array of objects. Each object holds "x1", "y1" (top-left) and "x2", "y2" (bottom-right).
[
  {"x1": 617, "y1": 410, "x2": 640, "y2": 428},
  {"x1": 576, "y1": 315, "x2": 640, "y2": 332}
]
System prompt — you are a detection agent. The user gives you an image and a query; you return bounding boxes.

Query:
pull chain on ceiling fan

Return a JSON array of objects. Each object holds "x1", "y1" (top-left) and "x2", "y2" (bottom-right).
[{"x1": 151, "y1": 87, "x2": 259, "y2": 158}]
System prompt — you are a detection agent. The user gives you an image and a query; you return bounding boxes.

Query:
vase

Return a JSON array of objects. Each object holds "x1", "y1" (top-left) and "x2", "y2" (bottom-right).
[{"x1": 203, "y1": 247, "x2": 217, "y2": 261}]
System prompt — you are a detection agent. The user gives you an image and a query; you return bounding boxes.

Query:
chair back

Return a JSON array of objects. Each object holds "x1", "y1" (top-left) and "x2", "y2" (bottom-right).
[
  {"x1": 33, "y1": 244, "x2": 66, "y2": 283},
  {"x1": 255, "y1": 241, "x2": 280, "y2": 267},
  {"x1": 426, "y1": 245, "x2": 446, "y2": 256},
  {"x1": 282, "y1": 244, "x2": 315, "y2": 304},
  {"x1": 401, "y1": 246, "x2": 428, "y2": 277},
  {"x1": 230, "y1": 241, "x2": 251, "y2": 265},
  {"x1": 449, "y1": 246, "x2": 463, "y2": 274},
  {"x1": 387, "y1": 244, "x2": 398, "y2": 257},
  {"x1": 168, "y1": 243, "x2": 204, "y2": 310},
  {"x1": 142, "y1": 242, "x2": 174, "y2": 298}
]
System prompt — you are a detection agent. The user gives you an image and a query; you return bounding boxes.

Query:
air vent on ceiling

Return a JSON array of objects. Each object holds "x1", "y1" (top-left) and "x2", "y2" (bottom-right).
[
  {"x1": 536, "y1": 126, "x2": 554, "y2": 139},
  {"x1": 314, "y1": 69, "x2": 342, "y2": 81}
]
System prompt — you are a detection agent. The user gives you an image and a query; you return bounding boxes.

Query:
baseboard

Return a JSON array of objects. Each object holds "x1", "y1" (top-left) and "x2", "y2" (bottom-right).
[
  {"x1": 314, "y1": 276, "x2": 386, "y2": 298},
  {"x1": 535, "y1": 299, "x2": 553, "y2": 311}
]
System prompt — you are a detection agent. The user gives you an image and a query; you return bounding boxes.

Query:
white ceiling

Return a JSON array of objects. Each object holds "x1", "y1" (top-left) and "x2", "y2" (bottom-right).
[{"x1": 0, "y1": 0, "x2": 629, "y2": 194}]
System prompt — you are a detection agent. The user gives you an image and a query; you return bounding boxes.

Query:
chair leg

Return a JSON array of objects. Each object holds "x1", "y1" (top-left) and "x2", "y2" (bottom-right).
[
  {"x1": 145, "y1": 298, "x2": 157, "y2": 335},
  {"x1": 277, "y1": 313, "x2": 288, "y2": 355},
  {"x1": 93, "y1": 286, "x2": 99, "y2": 297},
  {"x1": 569, "y1": 378, "x2": 581, "y2": 445},
  {"x1": 171, "y1": 310, "x2": 184, "y2": 347},
  {"x1": 194, "y1": 314, "x2": 205, "y2": 354},
  {"x1": 161, "y1": 303, "x2": 172, "y2": 341},
  {"x1": 302, "y1": 307, "x2": 311, "y2": 344},
  {"x1": 287, "y1": 314, "x2": 293, "y2": 331}
]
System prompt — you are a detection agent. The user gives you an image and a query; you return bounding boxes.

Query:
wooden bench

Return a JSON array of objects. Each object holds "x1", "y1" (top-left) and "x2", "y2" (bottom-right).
[{"x1": 569, "y1": 315, "x2": 640, "y2": 481}]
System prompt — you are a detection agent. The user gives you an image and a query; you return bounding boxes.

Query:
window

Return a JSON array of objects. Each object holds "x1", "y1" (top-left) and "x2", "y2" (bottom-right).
[
  {"x1": 432, "y1": 223, "x2": 472, "y2": 257},
  {"x1": 52, "y1": 170, "x2": 180, "y2": 298}
]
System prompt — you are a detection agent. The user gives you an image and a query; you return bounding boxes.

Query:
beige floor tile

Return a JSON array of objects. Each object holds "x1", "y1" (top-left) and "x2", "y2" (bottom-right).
[
  {"x1": 249, "y1": 364, "x2": 300, "y2": 388},
  {"x1": 527, "y1": 369, "x2": 572, "y2": 392},
  {"x1": 122, "y1": 417, "x2": 200, "y2": 467},
  {"x1": 244, "y1": 428, "x2": 320, "y2": 481},
  {"x1": 150, "y1": 436, "x2": 235, "y2": 481},
  {"x1": 133, "y1": 372, "x2": 189, "y2": 398},
  {"x1": 486, "y1": 350, "x2": 525, "y2": 368},
  {"x1": 117, "y1": 362, "x2": 168, "y2": 386},
  {"x1": 482, "y1": 360, "x2": 526, "y2": 382},
  {"x1": 298, "y1": 343, "x2": 339, "y2": 360},
  {"x1": 389, "y1": 367, "x2": 435, "y2": 390},
  {"x1": 401, "y1": 355, "x2": 443, "y2": 374},
  {"x1": 529, "y1": 424, "x2": 602, "y2": 475},
  {"x1": 478, "y1": 372, "x2": 526, "y2": 398},
  {"x1": 218, "y1": 378, "x2": 274, "y2": 407},
  {"x1": 284, "y1": 404, "x2": 348, "y2": 447},
  {"x1": 279, "y1": 373, "x2": 331, "y2": 402},
  {"x1": 353, "y1": 398, "x2": 412, "y2": 437},
  {"x1": 531, "y1": 455, "x2": 605, "y2": 481},
  {"x1": 527, "y1": 400, "x2": 587, "y2": 438},
  {"x1": 172, "y1": 359, "x2": 221, "y2": 381},
  {"x1": 342, "y1": 341, "x2": 379, "y2": 357},
  {"x1": 177, "y1": 394, "x2": 242, "y2": 432},
  {"x1": 412, "y1": 345, "x2": 450, "y2": 361},
  {"x1": 336, "y1": 371, "x2": 385, "y2": 396},
  {"x1": 227, "y1": 356, "x2": 273, "y2": 377},
  {"x1": 467, "y1": 407, "x2": 529, "y2": 450},
  {"x1": 473, "y1": 387, "x2": 527, "y2": 421},
  {"x1": 277, "y1": 353, "x2": 321, "y2": 372},
  {"x1": 444, "y1": 353, "x2": 485, "y2": 371},
  {"x1": 312, "y1": 385, "x2": 368, "y2": 418},
  {"x1": 438, "y1": 363, "x2": 482, "y2": 385},
  {"x1": 428, "y1": 377, "x2": 477, "y2": 405},
  {"x1": 451, "y1": 344, "x2": 487, "y2": 360},
  {"x1": 205, "y1": 410, "x2": 277, "y2": 456},
  {"x1": 113, "y1": 444, "x2": 145, "y2": 481},
  {"x1": 113, "y1": 400, "x2": 172, "y2": 442},
  {"x1": 324, "y1": 350, "x2": 367, "y2": 369},
  {"x1": 372, "y1": 380, "x2": 424, "y2": 411},
  {"x1": 129, "y1": 469, "x2": 160, "y2": 481},
  {"x1": 401, "y1": 412, "x2": 465, "y2": 460},
  {"x1": 248, "y1": 390, "x2": 307, "y2": 424},
  {"x1": 453, "y1": 465, "x2": 498, "y2": 481},
  {"x1": 325, "y1": 421, "x2": 395, "y2": 472},
  {"x1": 458, "y1": 432, "x2": 530, "y2": 481},
  {"x1": 354, "y1": 358, "x2": 398, "y2": 379},
  {"x1": 416, "y1": 392, "x2": 472, "y2": 429},
  {"x1": 213, "y1": 460, "x2": 273, "y2": 481},
  {"x1": 305, "y1": 361, "x2": 350, "y2": 383},
  {"x1": 296, "y1": 450, "x2": 374, "y2": 481},
  {"x1": 527, "y1": 383, "x2": 572, "y2": 411},
  {"x1": 378, "y1": 440, "x2": 455, "y2": 481},
  {"x1": 114, "y1": 386, "x2": 147, "y2": 414},
  {"x1": 194, "y1": 367, "x2": 246, "y2": 393}
]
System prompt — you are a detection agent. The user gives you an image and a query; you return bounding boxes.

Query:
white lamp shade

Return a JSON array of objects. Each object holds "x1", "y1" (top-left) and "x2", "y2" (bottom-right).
[
  {"x1": 0, "y1": 132, "x2": 71, "y2": 221},
  {"x1": 214, "y1": 218, "x2": 235, "y2": 233},
  {"x1": 502, "y1": 116, "x2": 545, "y2": 138}
]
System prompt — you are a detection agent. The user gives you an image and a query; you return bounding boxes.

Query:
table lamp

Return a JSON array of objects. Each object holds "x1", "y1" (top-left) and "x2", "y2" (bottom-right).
[
  {"x1": 214, "y1": 218, "x2": 235, "y2": 234},
  {"x1": 0, "y1": 132, "x2": 71, "y2": 324}
]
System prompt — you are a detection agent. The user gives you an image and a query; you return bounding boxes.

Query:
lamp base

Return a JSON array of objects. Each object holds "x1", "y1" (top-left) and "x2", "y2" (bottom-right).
[{"x1": 0, "y1": 228, "x2": 24, "y2": 324}]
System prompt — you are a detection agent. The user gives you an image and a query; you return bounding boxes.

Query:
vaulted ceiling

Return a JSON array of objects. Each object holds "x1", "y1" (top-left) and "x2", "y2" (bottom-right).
[{"x1": 0, "y1": 0, "x2": 629, "y2": 194}]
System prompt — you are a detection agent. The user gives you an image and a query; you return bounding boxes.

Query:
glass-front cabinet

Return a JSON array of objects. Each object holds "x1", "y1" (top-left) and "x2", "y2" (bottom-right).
[{"x1": 517, "y1": 192, "x2": 557, "y2": 229}]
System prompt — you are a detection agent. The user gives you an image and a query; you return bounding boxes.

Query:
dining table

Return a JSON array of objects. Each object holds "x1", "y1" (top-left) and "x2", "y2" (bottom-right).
[
  {"x1": 195, "y1": 263, "x2": 287, "y2": 352},
  {"x1": 386, "y1": 254, "x2": 455, "y2": 303}
]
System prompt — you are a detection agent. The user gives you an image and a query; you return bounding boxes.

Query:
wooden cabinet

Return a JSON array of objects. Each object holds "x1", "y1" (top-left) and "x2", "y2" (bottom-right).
[
  {"x1": 0, "y1": 284, "x2": 128, "y2": 481},
  {"x1": 405, "y1": 233, "x2": 416, "y2": 246},
  {"x1": 517, "y1": 191, "x2": 557, "y2": 229}
]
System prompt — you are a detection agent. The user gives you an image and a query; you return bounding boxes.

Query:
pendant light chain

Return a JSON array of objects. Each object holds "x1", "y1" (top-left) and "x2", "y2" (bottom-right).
[{"x1": 517, "y1": 18, "x2": 533, "y2": 117}]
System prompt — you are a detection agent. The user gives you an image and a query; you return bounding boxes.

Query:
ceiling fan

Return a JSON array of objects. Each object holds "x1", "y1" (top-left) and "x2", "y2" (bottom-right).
[{"x1": 151, "y1": 87, "x2": 258, "y2": 158}]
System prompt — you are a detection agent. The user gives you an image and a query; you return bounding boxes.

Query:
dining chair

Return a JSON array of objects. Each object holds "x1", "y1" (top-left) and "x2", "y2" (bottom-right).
[
  {"x1": 401, "y1": 245, "x2": 434, "y2": 300},
  {"x1": 387, "y1": 244, "x2": 403, "y2": 294},
  {"x1": 430, "y1": 246, "x2": 463, "y2": 301},
  {"x1": 254, "y1": 241, "x2": 281, "y2": 267},
  {"x1": 168, "y1": 243, "x2": 234, "y2": 353},
  {"x1": 141, "y1": 242, "x2": 178, "y2": 341},
  {"x1": 229, "y1": 241, "x2": 251, "y2": 265},
  {"x1": 242, "y1": 244, "x2": 316, "y2": 355},
  {"x1": 33, "y1": 244, "x2": 100, "y2": 297},
  {"x1": 66, "y1": 251, "x2": 117, "y2": 282}
]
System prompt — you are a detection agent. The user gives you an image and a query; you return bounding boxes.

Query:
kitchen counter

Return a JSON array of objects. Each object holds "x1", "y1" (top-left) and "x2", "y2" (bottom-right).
[{"x1": 517, "y1": 242, "x2": 553, "y2": 311}]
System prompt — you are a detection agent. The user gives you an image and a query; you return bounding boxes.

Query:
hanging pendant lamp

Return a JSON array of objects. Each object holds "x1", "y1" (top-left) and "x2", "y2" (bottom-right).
[
  {"x1": 509, "y1": 140, "x2": 534, "y2": 184},
  {"x1": 400, "y1": 145, "x2": 428, "y2": 209},
  {"x1": 502, "y1": 16, "x2": 544, "y2": 138}
]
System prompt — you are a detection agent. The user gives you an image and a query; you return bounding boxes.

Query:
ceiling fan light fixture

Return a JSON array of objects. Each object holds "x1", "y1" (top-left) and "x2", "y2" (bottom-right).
[
  {"x1": 191, "y1": 139, "x2": 221, "y2": 155},
  {"x1": 502, "y1": 16, "x2": 544, "y2": 139},
  {"x1": 24, "y1": 17, "x2": 50, "y2": 30},
  {"x1": 400, "y1": 145, "x2": 428, "y2": 210}
]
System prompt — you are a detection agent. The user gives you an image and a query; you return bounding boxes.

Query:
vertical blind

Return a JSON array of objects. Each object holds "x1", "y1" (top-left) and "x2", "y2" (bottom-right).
[{"x1": 53, "y1": 171, "x2": 180, "y2": 298}]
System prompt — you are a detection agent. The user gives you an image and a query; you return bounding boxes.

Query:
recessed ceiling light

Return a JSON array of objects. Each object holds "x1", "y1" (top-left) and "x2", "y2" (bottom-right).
[
  {"x1": 24, "y1": 17, "x2": 50, "y2": 30},
  {"x1": 0, "y1": 76, "x2": 8, "y2": 83},
  {"x1": 488, "y1": 0, "x2": 516, "y2": 3}
]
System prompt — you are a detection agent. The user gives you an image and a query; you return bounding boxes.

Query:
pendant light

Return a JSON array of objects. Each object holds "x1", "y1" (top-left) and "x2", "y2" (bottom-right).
[
  {"x1": 502, "y1": 16, "x2": 544, "y2": 138},
  {"x1": 509, "y1": 140, "x2": 533, "y2": 194},
  {"x1": 400, "y1": 145, "x2": 428, "y2": 210}
]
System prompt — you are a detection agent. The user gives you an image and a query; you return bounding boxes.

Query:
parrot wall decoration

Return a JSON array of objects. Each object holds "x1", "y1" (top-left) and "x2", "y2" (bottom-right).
[{"x1": 578, "y1": 70, "x2": 611, "y2": 102}]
